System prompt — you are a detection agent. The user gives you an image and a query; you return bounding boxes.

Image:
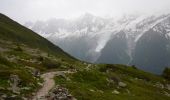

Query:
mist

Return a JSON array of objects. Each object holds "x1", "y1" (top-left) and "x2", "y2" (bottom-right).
[{"x1": 0, "y1": 0, "x2": 170, "y2": 24}]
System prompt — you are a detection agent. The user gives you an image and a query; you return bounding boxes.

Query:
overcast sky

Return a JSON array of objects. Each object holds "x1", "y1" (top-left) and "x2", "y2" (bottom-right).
[{"x1": 0, "y1": 0, "x2": 170, "y2": 24}]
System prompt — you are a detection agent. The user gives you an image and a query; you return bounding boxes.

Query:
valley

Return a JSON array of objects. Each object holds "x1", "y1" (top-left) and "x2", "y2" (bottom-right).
[
  {"x1": 0, "y1": 13, "x2": 170, "y2": 100},
  {"x1": 25, "y1": 13, "x2": 170, "y2": 74}
]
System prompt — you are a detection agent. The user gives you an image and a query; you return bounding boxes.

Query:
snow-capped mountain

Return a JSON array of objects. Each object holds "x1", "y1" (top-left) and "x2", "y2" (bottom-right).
[{"x1": 24, "y1": 13, "x2": 170, "y2": 74}]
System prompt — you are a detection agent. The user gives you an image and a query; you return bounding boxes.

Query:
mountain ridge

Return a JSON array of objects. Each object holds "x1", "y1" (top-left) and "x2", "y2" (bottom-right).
[{"x1": 24, "y1": 13, "x2": 170, "y2": 73}]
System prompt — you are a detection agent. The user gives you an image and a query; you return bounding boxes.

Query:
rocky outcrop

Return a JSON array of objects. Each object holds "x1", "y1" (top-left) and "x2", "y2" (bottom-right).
[
  {"x1": 47, "y1": 85, "x2": 76, "y2": 100},
  {"x1": 9, "y1": 74, "x2": 21, "y2": 94}
]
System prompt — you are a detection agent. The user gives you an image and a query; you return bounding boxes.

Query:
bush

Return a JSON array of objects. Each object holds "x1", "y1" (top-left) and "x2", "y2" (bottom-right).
[
  {"x1": 131, "y1": 65, "x2": 137, "y2": 69},
  {"x1": 0, "y1": 55, "x2": 12, "y2": 66},
  {"x1": 37, "y1": 56, "x2": 44, "y2": 61},
  {"x1": 99, "y1": 65, "x2": 107, "y2": 72},
  {"x1": 14, "y1": 45, "x2": 23, "y2": 52},
  {"x1": 42, "y1": 58, "x2": 61, "y2": 69},
  {"x1": 162, "y1": 67, "x2": 170, "y2": 80}
]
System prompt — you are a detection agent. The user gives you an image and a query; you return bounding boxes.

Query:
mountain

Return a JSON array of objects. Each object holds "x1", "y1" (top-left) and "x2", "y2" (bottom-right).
[
  {"x1": 97, "y1": 31, "x2": 130, "y2": 64},
  {"x1": 131, "y1": 16, "x2": 170, "y2": 73},
  {"x1": 25, "y1": 13, "x2": 170, "y2": 74},
  {"x1": 1, "y1": 13, "x2": 170, "y2": 100},
  {"x1": 98, "y1": 14, "x2": 170, "y2": 74},
  {"x1": 25, "y1": 13, "x2": 109, "y2": 62}
]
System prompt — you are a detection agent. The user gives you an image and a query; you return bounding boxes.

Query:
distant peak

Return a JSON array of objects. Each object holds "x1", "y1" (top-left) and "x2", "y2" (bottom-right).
[
  {"x1": 84, "y1": 13, "x2": 93, "y2": 16},
  {"x1": 81, "y1": 13, "x2": 94, "y2": 19}
]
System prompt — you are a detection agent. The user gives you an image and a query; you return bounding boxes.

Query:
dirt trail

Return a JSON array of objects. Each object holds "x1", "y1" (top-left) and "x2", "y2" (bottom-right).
[{"x1": 32, "y1": 71, "x2": 69, "y2": 100}]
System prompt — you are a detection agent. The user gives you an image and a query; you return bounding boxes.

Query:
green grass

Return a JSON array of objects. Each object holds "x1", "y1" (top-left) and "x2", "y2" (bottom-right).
[
  {"x1": 54, "y1": 64, "x2": 170, "y2": 100},
  {"x1": 0, "y1": 13, "x2": 76, "y2": 63},
  {"x1": 99, "y1": 64, "x2": 164, "y2": 82}
]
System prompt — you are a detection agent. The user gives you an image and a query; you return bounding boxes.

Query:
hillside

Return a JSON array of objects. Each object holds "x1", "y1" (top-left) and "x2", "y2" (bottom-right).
[
  {"x1": 0, "y1": 14, "x2": 170, "y2": 100},
  {"x1": 54, "y1": 64, "x2": 170, "y2": 100},
  {"x1": 0, "y1": 13, "x2": 81, "y2": 99},
  {"x1": 0, "y1": 13, "x2": 75, "y2": 62}
]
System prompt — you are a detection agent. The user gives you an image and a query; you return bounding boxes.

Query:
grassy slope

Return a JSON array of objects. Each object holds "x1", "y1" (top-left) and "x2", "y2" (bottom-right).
[
  {"x1": 55, "y1": 64, "x2": 170, "y2": 100},
  {"x1": 0, "y1": 13, "x2": 80, "y2": 99},
  {"x1": 0, "y1": 13, "x2": 75, "y2": 62}
]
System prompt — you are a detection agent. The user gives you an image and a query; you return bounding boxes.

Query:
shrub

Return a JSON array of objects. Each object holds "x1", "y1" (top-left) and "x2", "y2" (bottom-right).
[
  {"x1": 99, "y1": 65, "x2": 107, "y2": 72},
  {"x1": 131, "y1": 65, "x2": 137, "y2": 69},
  {"x1": 0, "y1": 55, "x2": 12, "y2": 66},
  {"x1": 42, "y1": 58, "x2": 61, "y2": 69},
  {"x1": 14, "y1": 45, "x2": 23, "y2": 52},
  {"x1": 37, "y1": 56, "x2": 44, "y2": 61},
  {"x1": 162, "y1": 67, "x2": 170, "y2": 80}
]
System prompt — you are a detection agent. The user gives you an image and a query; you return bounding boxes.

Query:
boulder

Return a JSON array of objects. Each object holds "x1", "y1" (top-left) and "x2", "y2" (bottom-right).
[
  {"x1": 154, "y1": 82, "x2": 164, "y2": 89},
  {"x1": 118, "y1": 82, "x2": 127, "y2": 88},
  {"x1": 48, "y1": 86, "x2": 76, "y2": 100},
  {"x1": 126, "y1": 89, "x2": 131, "y2": 94},
  {"x1": 0, "y1": 94, "x2": 7, "y2": 99},
  {"x1": 56, "y1": 72, "x2": 67, "y2": 80},
  {"x1": 0, "y1": 87, "x2": 5, "y2": 90},
  {"x1": 25, "y1": 66, "x2": 40, "y2": 77},
  {"x1": 110, "y1": 76, "x2": 121, "y2": 83},
  {"x1": 164, "y1": 91, "x2": 170, "y2": 97},
  {"x1": 9, "y1": 74, "x2": 21, "y2": 94},
  {"x1": 33, "y1": 69, "x2": 40, "y2": 77},
  {"x1": 89, "y1": 89, "x2": 95, "y2": 92},
  {"x1": 165, "y1": 84, "x2": 170, "y2": 90},
  {"x1": 98, "y1": 90, "x2": 104, "y2": 93},
  {"x1": 112, "y1": 90, "x2": 120, "y2": 95}
]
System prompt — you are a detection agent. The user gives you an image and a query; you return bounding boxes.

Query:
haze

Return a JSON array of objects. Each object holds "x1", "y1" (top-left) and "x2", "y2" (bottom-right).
[{"x1": 0, "y1": 0, "x2": 170, "y2": 24}]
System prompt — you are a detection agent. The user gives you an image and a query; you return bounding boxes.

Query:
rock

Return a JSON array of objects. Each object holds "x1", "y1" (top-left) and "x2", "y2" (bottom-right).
[
  {"x1": 89, "y1": 89, "x2": 95, "y2": 92},
  {"x1": 112, "y1": 90, "x2": 120, "y2": 94},
  {"x1": 165, "y1": 84, "x2": 170, "y2": 90},
  {"x1": 118, "y1": 82, "x2": 127, "y2": 88},
  {"x1": 69, "y1": 69, "x2": 77, "y2": 73},
  {"x1": 67, "y1": 94, "x2": 76, "y2": 100},
  {"x1": 56, "y1": 72, "x2": 67, "y2": 79},
  {"x1": 134, "y1": 78, "x2": 139, "y2": 80},
  {"x1": 21, "y1": 87, "x2": 30, "y2": 90},
  {"x1": 11, "y1": 94, "x2": 17, "y2": 98},
  {"x1": 48, "y1": 86, "x2": 76, "y2": 100},
  {"x1": 1, "y1": 94, "x2": 7, "y2": 98},
  {"x1": 32, "y1": 93, "x2": 35, "y2": 95},
  {"x1": 0, "y1": 87, "x2": 5, "y2": 90},
  {"x1": 126, "y1": 89, "x2": 131, "y2": 94},
  {"x1": 154, "y1": 82, "x2": 164, "y2": 89},
  {"x1": 107, "y1": 76, "x2": 121, "y2": 86},
  {"x1": 27, "y1": 58, "x2": 38, "y2": 63},
  {"x1": 110, "y1": 76, "x2": 121, "y2": 83},
  {"x1": 164, "y1": 91, "x2": 170, "y2": 97},
  {"x1": 61, "y1": 65, "x2": 67, "y2": 69},
  {"x1": 26, "y1": 66, "x2": 40, "y2": 77},
  {"x1": 85, "y1": 64, "x2": 92, "y2": 71},
  {"x1": 98, "y1": 90, "x2": 104, "y2": 93},
  {"x1": 37, "y1": 82, "x2": 43, "y2": 86},
  {"x1": 22, "y1": 97, "x2": 28, "y2": 100},
  {"x1": 33, "y1": 69, "x2": 40, "y2": 77},
  {"x1": 9, "y1": 74, "x2": 21, "y2": 94}
]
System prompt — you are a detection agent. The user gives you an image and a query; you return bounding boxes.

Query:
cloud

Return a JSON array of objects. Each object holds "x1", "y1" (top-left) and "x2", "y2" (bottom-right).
[{"x1": 0, "y1": 0, "x2": 170, "y2": 23}]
